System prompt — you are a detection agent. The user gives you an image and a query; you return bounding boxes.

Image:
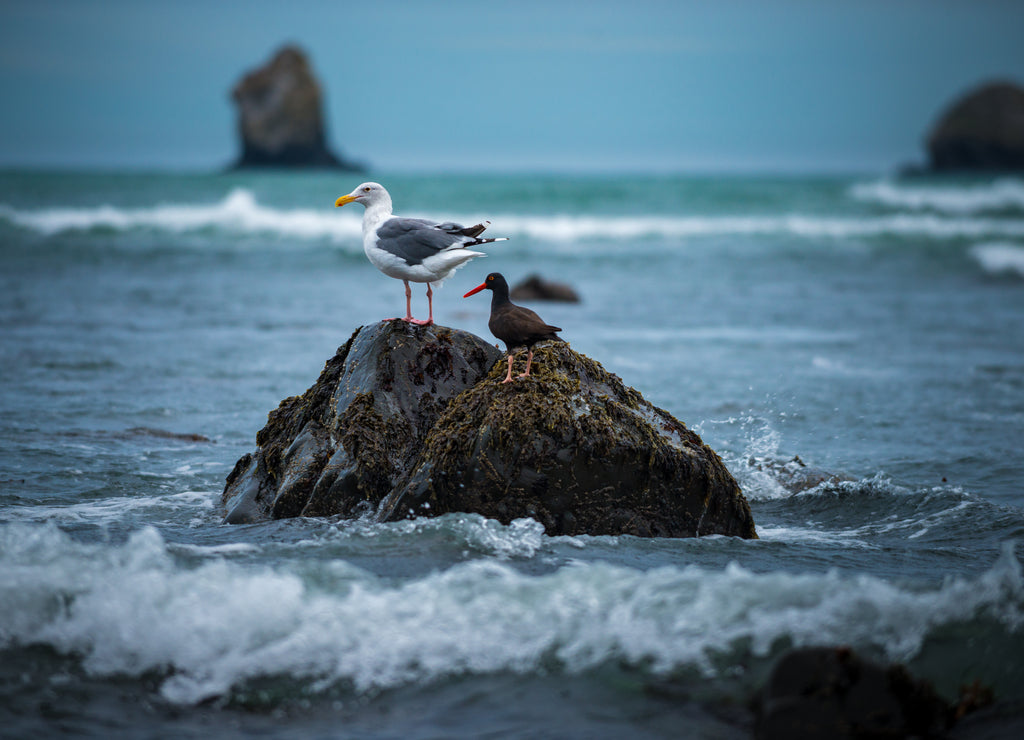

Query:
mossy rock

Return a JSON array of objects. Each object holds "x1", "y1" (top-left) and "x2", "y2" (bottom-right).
[
  {"x1": 377, "y1": 341, "x2": 756, "y2": 538},
  {"x1": 222, "y1": 320, "x2": 757, "y2": 539}
]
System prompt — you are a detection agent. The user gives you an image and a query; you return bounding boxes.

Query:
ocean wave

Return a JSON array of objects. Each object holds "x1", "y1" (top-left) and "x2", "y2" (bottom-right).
[
  {"x1": 1, "y1": 524, "x2": 1020, "y2": 704},
  {"x1": 0, "y1": 490, "x2": 219, "y2": 526},
  {"x1": 850, "y1": 178, "x2": 1024, "y2": 214},
  {"x1": 0, "y1": 189, "x2": 363, "y2": 242},
  {"x1": 970, "y1": 241, "x2": 1024, "y2": 278},
  {"x1": 4, "y1": 189, "x2": 1024, "y2": 243}
]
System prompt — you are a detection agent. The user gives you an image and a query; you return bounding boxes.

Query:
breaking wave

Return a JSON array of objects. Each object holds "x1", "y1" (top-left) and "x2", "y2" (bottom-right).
[
  {"x1": 850, "y1": 178, "x2": 1024, "y2": 214},
  {"x1": 1, "y1": 523, "x2": 1020, "y2": 705},
  {"x1": 970, "y1": 241, "x2": 1024, "y2": 278},
  {"x1": 4, "y1": 188, "x2": 1024, "y2": 244},
  {"x1": 0, "y1": 189, "x2": 362, "y2": 242}
]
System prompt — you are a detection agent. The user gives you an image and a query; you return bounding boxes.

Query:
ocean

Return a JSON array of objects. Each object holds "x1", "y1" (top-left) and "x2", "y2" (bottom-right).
[{"x1": 1, "y1": 170, "x2": 1022, "y2": 738}]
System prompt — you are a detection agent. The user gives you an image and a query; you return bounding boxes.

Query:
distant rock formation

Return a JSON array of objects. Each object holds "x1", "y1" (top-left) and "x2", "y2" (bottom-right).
[
  {"x1": 222, "y1": 320, "x2": 757, "y2": 539},
  {"x1": 230, "y1": 45, "x2": 362, "y2": 170},
  {"x1": 926, "y1": 81, "x2": 1024, "y2": 172}
]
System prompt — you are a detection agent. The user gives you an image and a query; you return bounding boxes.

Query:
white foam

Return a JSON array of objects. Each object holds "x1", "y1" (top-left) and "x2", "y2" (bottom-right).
[
  {"x1": 722, "y1": 417, "x2": 793, "y2": 501},
  {"x1": 303, "y1": 513, "x2": 568, "y2": 560},
  {"x1": 0, "y1": 188, "x2": 363, "y2": 243},
  {"x1": 2, "y1": 524, "x2": 1019, "y2": 704},
  {"x1": 811, "y1": 355, "x2": 892, "y2": 379},
  {"x1": 4, "y1": 190, "x2": 1024, "y2": 244},
  {"x1": 501, "y1": 212, "x2": 1024, "y2": 242},
  {"x1": 850, "y1": 178, "x2": 1024, "y2": 214},
  {"x1": 970, "y1": 241, "x2": 1024, "y2": 277}
]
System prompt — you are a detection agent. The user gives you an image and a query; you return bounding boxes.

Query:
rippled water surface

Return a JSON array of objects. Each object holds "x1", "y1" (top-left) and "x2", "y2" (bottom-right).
[{"x1": 1, "y1": 171, "x2": 1023, "y2": 737}]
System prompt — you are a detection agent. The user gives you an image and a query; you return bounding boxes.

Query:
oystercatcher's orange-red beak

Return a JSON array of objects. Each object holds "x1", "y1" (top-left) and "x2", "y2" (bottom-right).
[{"x1": 463, "y1": 282, "x2": 487, "y2": 297}]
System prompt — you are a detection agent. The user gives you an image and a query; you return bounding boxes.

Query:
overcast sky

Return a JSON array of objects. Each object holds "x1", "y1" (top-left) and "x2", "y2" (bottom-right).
[{"x1": 1, "y1": 0, "x2": 1023, "y2": 173}]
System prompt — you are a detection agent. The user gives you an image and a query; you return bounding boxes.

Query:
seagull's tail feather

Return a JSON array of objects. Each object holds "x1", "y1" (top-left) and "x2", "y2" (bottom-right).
[
  {"x1": 464, "y1": 236, "x2": 509, "y2": 247},
  {"x1": 460, "y1": 221, "x2": 490, "y2": 238},
  {"x1": 438, "y1": 220, "x2": 491, "y2": 238}
]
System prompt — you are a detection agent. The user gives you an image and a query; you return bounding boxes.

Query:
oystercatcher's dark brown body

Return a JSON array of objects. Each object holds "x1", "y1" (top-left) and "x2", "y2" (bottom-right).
[{"x1": 464, "y1": 272, "x2": 562, "y2": 383}]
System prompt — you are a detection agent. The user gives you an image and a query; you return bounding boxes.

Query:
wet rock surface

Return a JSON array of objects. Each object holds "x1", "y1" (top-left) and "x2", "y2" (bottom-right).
[
  {"x1": 222, "y1": 320, "x2": 756, "y2": 538},
  {"x1": 222, "y1": 321, "x2": 498, "y2": 523}
]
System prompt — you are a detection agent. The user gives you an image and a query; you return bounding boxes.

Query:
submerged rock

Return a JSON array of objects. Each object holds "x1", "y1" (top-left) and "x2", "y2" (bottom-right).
[
  {"x1": 745, "y1": 455, "x2": 852, "y2": 494},
  {"x1": 926, "y1": 81, "x2": 1024, "y2": 172},
  {"x1": 509, "y1": 274, "x2": 582, "y2": 303},
  {"x1": 230, "y1": 45, "x2": 362, "y2": 170},
  {"x1": 222, "y1": 320, "x2": 756, "y2": 538},
  {"x1": 754, "y1": 647, "x2": 954, "y2": 740}
]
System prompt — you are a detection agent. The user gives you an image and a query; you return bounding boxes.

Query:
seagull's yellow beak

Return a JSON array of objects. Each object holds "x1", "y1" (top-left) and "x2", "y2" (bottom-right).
[{"x1": 335, "y1": 194, "x2": 357, "y2": 207}]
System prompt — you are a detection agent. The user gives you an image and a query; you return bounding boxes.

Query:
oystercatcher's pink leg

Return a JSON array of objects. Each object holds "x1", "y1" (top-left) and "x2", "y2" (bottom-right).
[
  {"x1": 501, "y1": 353, "x2": 515, "y2": 383},
  {"x1": 517, "y1": 348, "x2": 534, "y2": 378}
]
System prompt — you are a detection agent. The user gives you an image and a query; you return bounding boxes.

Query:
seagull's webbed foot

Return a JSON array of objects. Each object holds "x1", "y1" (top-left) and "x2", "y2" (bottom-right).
[{"x1": 406, "y1": 317, "x2": 433, "y2": 326}]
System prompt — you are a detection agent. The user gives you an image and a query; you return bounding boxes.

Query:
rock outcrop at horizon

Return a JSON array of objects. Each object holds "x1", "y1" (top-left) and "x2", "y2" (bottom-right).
[
  {"x1": 230, "y1": 45, "x2": 362, "y2": 170},
  {"x1": 221, "y1": 321, "x2": 757, "y2": 539},
  {"x1": 926, "y1": 80, "x2": 1024, "y2": 172}
]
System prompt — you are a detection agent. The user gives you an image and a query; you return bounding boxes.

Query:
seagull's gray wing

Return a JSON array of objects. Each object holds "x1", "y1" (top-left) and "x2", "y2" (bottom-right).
[{"x1": 375, "y1": 218, "x2": 470, "y2": 265}]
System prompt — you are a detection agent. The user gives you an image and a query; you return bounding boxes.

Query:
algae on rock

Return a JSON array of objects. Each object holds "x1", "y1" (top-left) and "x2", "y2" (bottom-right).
[
  {"x1": 222, "y1": 320, "x2": 757, "y2": 539},
  {"x1": 378, "y1": 342, "x2": 757, "y2": 538}
]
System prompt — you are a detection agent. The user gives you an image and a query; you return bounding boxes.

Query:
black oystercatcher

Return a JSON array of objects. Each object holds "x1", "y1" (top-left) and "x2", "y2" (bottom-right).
[
  {"x1": 464, "y1": 272, "x2": 562, "y2": 383},
  {"x1": 335, "y1": 182, "x2": 508, "y2": 325}
]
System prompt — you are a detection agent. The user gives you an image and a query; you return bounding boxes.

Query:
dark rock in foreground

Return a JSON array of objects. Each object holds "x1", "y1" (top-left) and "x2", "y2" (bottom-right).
[
  {"x1": 926, "y1": 81, "x2": 1024, "y2": 172},
  {"x1": 510, "y1": 273, "x2": 582, "y2": 303},
  {"x1": 230, "y1": 45, "x2": 363, "y2": 170},
  {"x1": 754, "y1": 647, "x2": 954, "y2": 739},
  {"x1": 222, "y1": 321, "x2": 756, "y2": 539}
]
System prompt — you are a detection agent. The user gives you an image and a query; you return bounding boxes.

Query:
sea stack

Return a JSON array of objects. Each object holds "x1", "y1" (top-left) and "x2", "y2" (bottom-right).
[
  {"x1": 230, "y1": 45, "x2": 362, "y2": 170},
  {"x1": 926, "y1": 80, "x2": 1024, "y2": 172},
  {"x1": 222, "y1": 321, "x2": 757, "y2": 539}
]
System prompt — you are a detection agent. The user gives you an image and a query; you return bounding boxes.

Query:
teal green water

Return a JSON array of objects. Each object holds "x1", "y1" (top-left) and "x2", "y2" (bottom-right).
[{"x1": 1, "y1": 170, "x2": 1023, "y2": 737}]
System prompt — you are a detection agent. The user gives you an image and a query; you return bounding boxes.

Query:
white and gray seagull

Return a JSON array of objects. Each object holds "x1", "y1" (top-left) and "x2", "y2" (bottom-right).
[{"x1": 335, "y1": 182, "x2": 508, "y2": 325}]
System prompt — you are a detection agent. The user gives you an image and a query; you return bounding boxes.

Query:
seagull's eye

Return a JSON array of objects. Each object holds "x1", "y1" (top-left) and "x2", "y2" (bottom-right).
[{"x1": 363, "y1": 187, "x2": 372, "y2": 192}]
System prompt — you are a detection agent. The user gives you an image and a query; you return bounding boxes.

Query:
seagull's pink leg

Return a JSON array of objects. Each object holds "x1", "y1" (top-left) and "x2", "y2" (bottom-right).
[
  {"x1": 517, "y1": 348, "x2": 534, "y2": 378},
  {"x1": 501, "y1": 353, "x2": 515, "y2": 383},
  {"x1": 408, "y1": 282, "x2": 434, "y2": 326},
  {"x1": 395, "y1": 279, "x2": 415, "y2": 322}
]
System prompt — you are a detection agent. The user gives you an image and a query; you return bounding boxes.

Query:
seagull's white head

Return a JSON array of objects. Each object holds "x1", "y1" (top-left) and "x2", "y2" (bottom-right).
[{"x1": 335, "y1": 182, "x2": 391, "y2": 210}]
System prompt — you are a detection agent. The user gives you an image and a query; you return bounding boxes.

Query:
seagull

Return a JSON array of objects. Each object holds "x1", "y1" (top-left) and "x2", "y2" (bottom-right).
[
  {"x1": 335, "y1": 182, "x2": 507, "y2": 325},
  {"x1": 464, "y1": 272, "x2": 562, "y2": 383}
]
